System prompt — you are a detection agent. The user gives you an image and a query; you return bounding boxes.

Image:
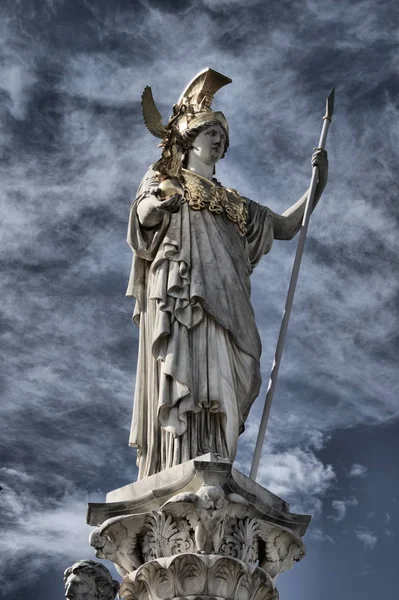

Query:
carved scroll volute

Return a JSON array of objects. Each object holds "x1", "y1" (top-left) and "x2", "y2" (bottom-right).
[{"x1": 257, "y1": 523, "x2": 304, "y2": 579}]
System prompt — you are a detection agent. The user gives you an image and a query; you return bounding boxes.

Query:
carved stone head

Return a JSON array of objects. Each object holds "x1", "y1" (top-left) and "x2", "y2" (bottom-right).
[
  {"x1": 184, "y1": 121, "x2": 228, "y2": 167},
  {"x1": 64, "y1": 560, "x2": 119, "y2": 600},
  {"x1": 197, "y1": 484, "x2": 226, "y2": 510}
]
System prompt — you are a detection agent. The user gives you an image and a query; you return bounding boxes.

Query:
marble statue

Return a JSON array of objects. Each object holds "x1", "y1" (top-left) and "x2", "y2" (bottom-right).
[
  {"x1": 64, "y1": 560, "x2": 120, "y2": 600},
  {"x1": 126, "y1": 68, "x2": 328, "y2": 479}
]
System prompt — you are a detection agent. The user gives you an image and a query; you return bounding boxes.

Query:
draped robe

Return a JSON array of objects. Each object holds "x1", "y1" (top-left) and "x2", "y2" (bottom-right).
[{"x1": 127, "y1": 167, "x2": 275, "y2": 479}]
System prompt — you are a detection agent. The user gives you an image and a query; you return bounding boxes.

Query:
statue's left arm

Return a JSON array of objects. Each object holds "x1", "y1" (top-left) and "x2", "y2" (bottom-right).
[{"x1": 270, "y1": 148, "x2": 328, "y2": 241}]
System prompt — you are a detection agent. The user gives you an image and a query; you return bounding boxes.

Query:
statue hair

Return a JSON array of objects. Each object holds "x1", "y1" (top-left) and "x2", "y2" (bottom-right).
[{"x1": 64, "y1": 560, "x2": 120, "y2": 600}]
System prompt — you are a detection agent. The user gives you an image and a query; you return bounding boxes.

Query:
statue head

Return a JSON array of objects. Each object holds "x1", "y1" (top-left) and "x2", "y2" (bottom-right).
[
  {"x1": 64, "y1": 560, "x2": 120, "y2": 600},
  {"x1": 183, "y1": 121, "x2": 228, "y2": 169},
  {"x1": 197, "y1": 484, "x2": 226, "y2": 510},
  {"x1": 176, "y1": 68, "x2": 230, "y2": 165},
  {"x1": 141, "y1": 68, "x2": 231, "y2": 180}
]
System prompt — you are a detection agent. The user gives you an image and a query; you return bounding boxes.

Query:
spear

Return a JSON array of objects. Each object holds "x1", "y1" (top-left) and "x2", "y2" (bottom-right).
[{"x1": 250, "y1": 87, "x2": 335, "y2": 482}]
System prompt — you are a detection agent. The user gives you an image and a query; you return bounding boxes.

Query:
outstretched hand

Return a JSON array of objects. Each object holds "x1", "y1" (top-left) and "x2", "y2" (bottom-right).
[{"x1": 136, "y1": 192, "x2": 183, "y2": 228}]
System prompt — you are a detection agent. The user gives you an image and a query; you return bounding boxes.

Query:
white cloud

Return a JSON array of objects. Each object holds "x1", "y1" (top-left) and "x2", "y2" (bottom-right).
[
  {"x1": 0, "y1": 467, "x2": 34, "y2": 483},
  {"x1": 309, "y1": 527, "x2": 334, "y2": 544},
  {"x1": 0, "y1": 470, "x2": 103, "y2": 594},
  {"x1": 384, "y1": 529, "x2": 395, "y2": 539},
  {"x1": 328, "y1": 497, "x2": 358, "y2": 522},
  {"x1": 355, "y1": 529, "x2": 377, "y2": 550},
  {"x1": 0, "y1": 64, "x2": 37, "y2": 120},
  {"x1": 349, "y1": 463, "x2": 368, "y2": 478},
  {"x1": 247, "y1": 447, "x2": 336, "y2": 515},
  {"x1": 202, "y1": 0, "x2": 263, "y2": 6}
]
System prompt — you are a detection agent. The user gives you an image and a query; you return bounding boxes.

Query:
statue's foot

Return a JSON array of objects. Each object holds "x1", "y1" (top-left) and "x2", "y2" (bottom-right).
[{"x1": 212, "y1": 453, "x2": 231, "y2": 463}]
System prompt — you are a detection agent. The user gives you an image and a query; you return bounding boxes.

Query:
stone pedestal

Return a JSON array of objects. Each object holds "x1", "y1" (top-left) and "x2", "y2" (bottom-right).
[{"x1": 87, "y1": 455, "x2": 310, "y2": 600}]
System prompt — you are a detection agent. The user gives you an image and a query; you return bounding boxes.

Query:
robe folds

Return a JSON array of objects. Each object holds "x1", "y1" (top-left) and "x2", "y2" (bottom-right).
[{"x1": 127, "y1": 167, "x2": 275, "y2": 479}]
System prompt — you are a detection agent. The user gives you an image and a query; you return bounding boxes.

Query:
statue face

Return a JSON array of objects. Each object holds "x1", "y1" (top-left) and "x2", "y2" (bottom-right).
[
  {"x1": 190, "y1": 124, "x2": 226, "y2": 166},
  {"x1": 65, "y1": 572, "x2": 97, "y2": 600}
]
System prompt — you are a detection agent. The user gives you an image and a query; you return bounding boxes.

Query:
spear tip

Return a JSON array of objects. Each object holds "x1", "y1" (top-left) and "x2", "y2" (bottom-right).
[{"x1": 325, "y1": 86, "x2": 335, "y2": 120}]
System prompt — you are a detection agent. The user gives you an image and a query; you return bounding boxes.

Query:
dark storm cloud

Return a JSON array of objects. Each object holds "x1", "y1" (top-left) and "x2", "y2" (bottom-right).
[{"x1": 0, "y1": 0, "x2": 398, "y2": 598}]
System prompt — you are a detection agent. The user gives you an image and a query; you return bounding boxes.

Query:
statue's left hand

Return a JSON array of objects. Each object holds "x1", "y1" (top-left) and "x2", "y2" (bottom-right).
[{"x1": 312, "y1": 148, "x2": 328, "y2": 189}]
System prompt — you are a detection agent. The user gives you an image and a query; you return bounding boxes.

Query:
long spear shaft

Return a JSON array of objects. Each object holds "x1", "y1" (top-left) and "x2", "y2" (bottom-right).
[{"x1": 250, "y1": 88, "x2": 335, "y2": 482}]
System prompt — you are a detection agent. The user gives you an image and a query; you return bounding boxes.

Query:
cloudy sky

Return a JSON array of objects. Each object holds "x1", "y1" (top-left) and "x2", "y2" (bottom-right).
[{"x1": 0, "y1": 0, "x2": 398, "y2": 598}]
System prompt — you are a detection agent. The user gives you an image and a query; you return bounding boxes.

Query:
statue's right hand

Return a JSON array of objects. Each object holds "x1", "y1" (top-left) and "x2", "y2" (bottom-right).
[
  {"x1": 157, "y1": 193, "x2": 183, "y2": 213},
  {"x1": 137, "y1": 193, "x2": 182, "y2": 227}
]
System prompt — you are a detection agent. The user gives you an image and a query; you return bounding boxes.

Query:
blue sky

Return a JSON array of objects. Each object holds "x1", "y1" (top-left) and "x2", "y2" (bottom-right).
[{"x1": 0, "y1": 1, "x2": 398, "y2": 598}]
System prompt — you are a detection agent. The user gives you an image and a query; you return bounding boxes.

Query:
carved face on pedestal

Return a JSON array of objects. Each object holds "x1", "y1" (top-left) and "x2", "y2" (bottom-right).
[
  {"x1": 64, "y1": 560, "x2": 119, "y2": 600},
  {"x1": 65, "y1": 571, "x2": 97, "y2": 600},
  {"x1": 190, "y1": 124, "x2": 227, "y2": 167}
]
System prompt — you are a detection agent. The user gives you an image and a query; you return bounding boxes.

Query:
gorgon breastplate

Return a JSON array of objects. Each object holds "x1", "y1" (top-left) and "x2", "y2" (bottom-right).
[{"x1": 182, "y1": 170, "x2": 248, "y2": 236}]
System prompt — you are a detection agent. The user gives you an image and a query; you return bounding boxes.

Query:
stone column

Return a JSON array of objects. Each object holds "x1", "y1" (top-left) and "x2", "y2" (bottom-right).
[{"x1": 87, "y1": 456, "x2": 310, "y2": 600}]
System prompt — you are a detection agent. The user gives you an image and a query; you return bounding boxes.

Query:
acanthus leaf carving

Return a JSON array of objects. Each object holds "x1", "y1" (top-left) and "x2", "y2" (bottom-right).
[
  {"x1": 142, "y1": 510, "x2": 194, "y2": 562},
  {"x1": 119, "y1": 578, "x2": 149, "y2": 600},
  {"x1": 121, "y1": 554, "x2": 277, "y2": 600},
  {"x1": 222, "y1": 517, "x2": 259, "y2": 564},
  {"x1": 89, "y1": 487, "x2": 305, "y2": 582}
]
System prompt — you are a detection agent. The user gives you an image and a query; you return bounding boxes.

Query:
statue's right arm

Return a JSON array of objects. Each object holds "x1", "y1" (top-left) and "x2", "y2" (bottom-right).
[
  {"x1": 134, "y1": 168, "x2": 165, "y2": 229},
  {"x1": 137, "y1": 194, "x2": 183, "y2": 228},
  {"x1": 128, "y1": 168, "x2": 183, "y2": 260},
  {"x1": 134, "y1": 167, "x2": 183, "y2": 229},
  {"x1": 136, "y1": 194, "x2": 165, "y2": 228}
]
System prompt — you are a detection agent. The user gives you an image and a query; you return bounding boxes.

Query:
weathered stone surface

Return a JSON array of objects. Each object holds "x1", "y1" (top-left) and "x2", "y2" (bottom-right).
[
  {"x1": 119, "y1": 554, "x2": 278, "y2": 600},
  {"x1": 64, "y1": 559, "x2": 119, "y2": 600},
  {"x1": 87, "y1": 456, "x2": 309, "y2": 536},
  {"x1": 88, "y1": 460, "x2": 309, "y2": 583}
]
